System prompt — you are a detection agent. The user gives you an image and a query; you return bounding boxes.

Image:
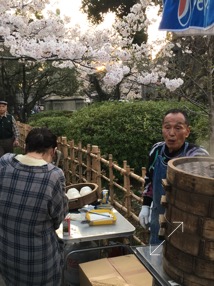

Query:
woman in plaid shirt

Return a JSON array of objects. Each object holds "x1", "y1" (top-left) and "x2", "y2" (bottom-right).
[{"x1": 0, "y1": 127, "x2": 68, "y2": 285}]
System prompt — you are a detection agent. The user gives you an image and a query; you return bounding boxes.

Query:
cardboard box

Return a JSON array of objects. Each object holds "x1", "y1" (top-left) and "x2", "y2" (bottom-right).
[{"x1": 79, "y1": 254, "x2": 152, "y2": 286}]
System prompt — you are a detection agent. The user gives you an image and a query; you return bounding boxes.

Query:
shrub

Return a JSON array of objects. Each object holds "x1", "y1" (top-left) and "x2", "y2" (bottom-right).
[
  {"x1": 28, "y1": 101, "x2": 209, "y2": 173},
  {"x1": 29, "y1": 115, "x2": 71, "y2": 137},
  {"x1": 65, "y1": 101, "x2": 209, "y2": 173},
  {"x1": 28, "y1": 110, "x2": 73, "y2": 122}
]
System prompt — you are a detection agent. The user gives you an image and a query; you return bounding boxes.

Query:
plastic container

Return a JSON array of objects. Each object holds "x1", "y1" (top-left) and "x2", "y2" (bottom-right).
[{"x1": 85, "y1": 209, "x2": 116, "y2": 226}]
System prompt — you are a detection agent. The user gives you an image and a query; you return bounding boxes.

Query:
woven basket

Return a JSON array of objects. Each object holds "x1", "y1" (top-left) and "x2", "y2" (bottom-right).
[{"x1": 66, "y1": 183, "x2": 99, "y2": 210}]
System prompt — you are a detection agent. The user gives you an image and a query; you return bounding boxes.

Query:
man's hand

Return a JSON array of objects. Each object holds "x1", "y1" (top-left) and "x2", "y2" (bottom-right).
[{"x1": 139, "y1": 205, "x2": 150, "y2": 229}]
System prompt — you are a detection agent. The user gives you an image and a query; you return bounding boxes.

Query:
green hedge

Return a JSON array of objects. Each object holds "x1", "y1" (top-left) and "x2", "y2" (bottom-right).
[
  {"x1": 28, "y1": 101, "x2": 209, "y2": 173},
  {"x1": 28, "y1": 111, "x2": 73, "y2": 137}
]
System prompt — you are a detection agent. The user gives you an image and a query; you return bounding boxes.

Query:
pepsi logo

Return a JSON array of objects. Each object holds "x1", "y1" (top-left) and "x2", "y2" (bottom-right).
[{"x1": 178, "y1": 0, "x2": 191, "y2": 27}]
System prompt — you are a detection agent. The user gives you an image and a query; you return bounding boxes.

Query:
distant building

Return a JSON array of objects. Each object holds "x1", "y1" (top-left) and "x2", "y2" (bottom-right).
[{"x1": 44, "y1": 95, "x2": 86, "y2": 111}]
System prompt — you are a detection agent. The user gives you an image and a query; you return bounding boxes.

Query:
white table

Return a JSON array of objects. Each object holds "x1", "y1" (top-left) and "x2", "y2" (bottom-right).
[
  {"x1": 57, "y1": 208, "x2": 135, "y2": 243},
  {"x1": 59, "y1": 208, "x2": 135, "y2": 285}
]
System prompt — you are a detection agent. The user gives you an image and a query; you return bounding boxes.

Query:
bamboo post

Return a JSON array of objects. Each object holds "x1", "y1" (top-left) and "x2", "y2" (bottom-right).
[
  {"x1": 17, "y1": 123, "x2": 32, "y2": 151},
  {"x1": 96, "y1": 149, "x2": 102, "y2": 193},
  {"x1": 78, "y1": 142, "x2": 83, "y2": 182},
  {"x1": 91, "y1": 145, "x2": 99, "y2": 184},
  {"x1": 109, "y1": 154, "x2": 114, "y2": 205},
  {"x1": 125, "y1": 165, "x2": 131, "y2": 217},
  {"x1": 61, "y1": 137, "x2": 69, "y2": 184},
  {"x1": 57, "y1": 136, "x2": 61, "y2": 152},
  {"x1": 55, "y1": 136, "x2": 63, "y2": 167},
  {"x1": 70, "y1": 140, "x2": 76, "y2": 183},
  {"x1": 86, "y1": 144, "x2": 91, "y2": 182},
  {"x1": 142, "y1": 167, "x2": 146, "y2": 178},
  {"x1": 141, "y1": 167, "x2": 146, "y2": 194},
  {"x1": 123, "y1": 160, "x2": 127, "y2": 189}
]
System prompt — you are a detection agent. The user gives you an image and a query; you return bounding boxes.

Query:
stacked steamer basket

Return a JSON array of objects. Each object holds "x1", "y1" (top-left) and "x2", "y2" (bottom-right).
[
  {"x1": 160, "y1": 157, "x2": 214, "y2": 286},
  {"x1": 66, "y1": 183, "x2": 99, "y2": 211}
]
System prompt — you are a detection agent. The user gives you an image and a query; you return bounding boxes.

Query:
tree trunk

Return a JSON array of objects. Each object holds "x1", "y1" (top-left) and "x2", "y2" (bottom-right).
[{"x1": 207, "y1": 37, "x2": 214, "y2": 156}]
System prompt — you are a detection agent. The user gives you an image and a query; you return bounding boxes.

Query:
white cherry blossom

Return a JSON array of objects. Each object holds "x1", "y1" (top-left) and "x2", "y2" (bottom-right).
[{"x1": 0, "y1": 0, "x2": 184, "y2": 93}]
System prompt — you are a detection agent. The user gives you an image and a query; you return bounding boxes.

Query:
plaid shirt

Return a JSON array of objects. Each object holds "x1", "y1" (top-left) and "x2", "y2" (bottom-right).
[{"x1": 0, "y1": 154, "x2": 68, "y2": 285}]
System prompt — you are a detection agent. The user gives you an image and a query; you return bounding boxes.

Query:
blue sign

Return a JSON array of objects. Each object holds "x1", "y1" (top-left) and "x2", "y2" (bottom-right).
[{"x1": 159, "y1": 0, "x2": 214, "y2": 31}]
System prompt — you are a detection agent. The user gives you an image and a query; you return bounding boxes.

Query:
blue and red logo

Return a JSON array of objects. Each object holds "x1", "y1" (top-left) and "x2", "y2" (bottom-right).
[
  {"x1": 159, "y1": 0, "x2": 214, "y2": 31},
  {"x1": 178, "y1": 0, "x2": 191, "y2": 27}
]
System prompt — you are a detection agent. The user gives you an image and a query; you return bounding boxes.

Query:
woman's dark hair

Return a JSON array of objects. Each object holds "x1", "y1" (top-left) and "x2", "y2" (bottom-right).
[
  {"x1": 25, "y1": 128, "x2": 57, "y2": 153},
  {"x1": 163, "y1": 109, "x2": 190, "y2": 126}
]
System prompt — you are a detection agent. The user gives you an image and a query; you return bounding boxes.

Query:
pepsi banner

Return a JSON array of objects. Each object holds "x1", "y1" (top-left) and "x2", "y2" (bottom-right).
[{"x1": 159, "y1": 0, "x2": 214, "y2": 32}]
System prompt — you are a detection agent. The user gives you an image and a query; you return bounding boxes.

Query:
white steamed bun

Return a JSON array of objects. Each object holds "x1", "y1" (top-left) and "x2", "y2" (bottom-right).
[
  {"x1": 66, "y1": 191, "x2": 81, "y2": 199},
  {"x1": 80, "y1": 186, "x2": 92, "y2": 196},
  {"x1": 66, "y1": 188, "x2": 80, "y2": 199}
]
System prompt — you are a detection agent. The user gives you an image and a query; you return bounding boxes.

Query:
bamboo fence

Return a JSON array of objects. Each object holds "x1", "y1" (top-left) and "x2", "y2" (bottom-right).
[{"x1": 17, "y1": 122, "x2": 148, "y2": 245}]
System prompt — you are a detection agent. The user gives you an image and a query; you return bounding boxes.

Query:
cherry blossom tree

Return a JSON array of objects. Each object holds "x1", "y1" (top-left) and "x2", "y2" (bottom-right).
[
  {"x1": 1, "y1": 1, "x2": 213, "y2": 152},
  {"x1": 0, "y1": 0, "x2": 183, "y2": 95}
]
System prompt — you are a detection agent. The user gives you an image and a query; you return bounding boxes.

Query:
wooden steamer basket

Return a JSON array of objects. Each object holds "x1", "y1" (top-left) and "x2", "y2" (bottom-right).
[
  {"x1": 162, "y1": 157, "x2": 214, "y2": 286},
  {"x1": 66, "y1": 183, "x2": 99, "y2": 211}
]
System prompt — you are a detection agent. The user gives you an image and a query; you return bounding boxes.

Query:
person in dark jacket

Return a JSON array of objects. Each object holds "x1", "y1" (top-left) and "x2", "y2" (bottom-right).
[
  {"x1": 0, "y1": 127, "x2": 68, "y2": 285},
  {"x1": 0, "y1": 100, "x2": 19, "y2": 157},
  {"x1": 139, "y1": 109, "x2": 209, "y2": 245}
]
